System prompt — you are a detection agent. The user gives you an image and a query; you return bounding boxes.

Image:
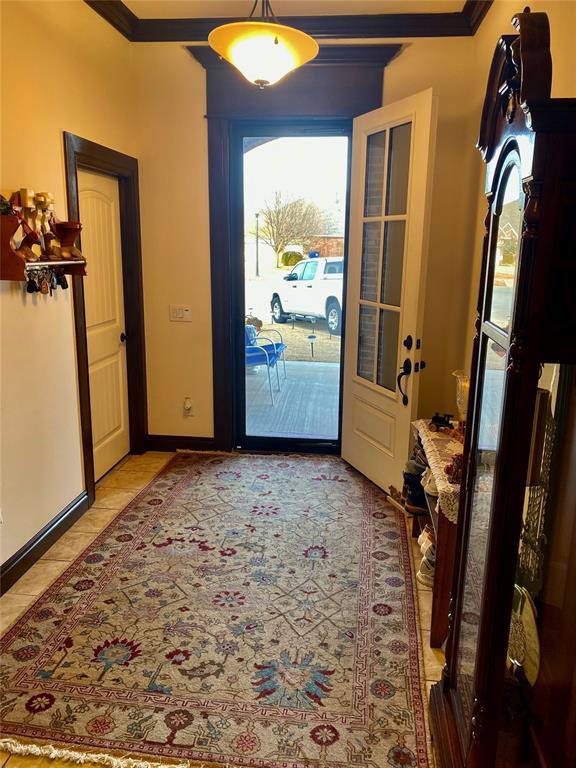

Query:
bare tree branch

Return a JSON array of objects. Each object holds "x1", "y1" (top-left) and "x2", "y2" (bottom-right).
[{"x1": 259, "y1": 191, "x2": 328, "y2": 267}]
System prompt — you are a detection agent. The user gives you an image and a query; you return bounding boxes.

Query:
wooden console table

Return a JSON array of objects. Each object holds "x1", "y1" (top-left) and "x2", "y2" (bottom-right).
[{"x1": 412, "y1": 420, "x2": 463, "y2": 648}]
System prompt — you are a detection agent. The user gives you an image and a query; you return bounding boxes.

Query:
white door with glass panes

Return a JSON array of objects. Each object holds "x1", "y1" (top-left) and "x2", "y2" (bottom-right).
[
  {"x1": 78, "y1": 169, "x2": 130, "y2": 481},
  {"x1": 342, "y1": 89, "x2": 437, "y2": 495}
]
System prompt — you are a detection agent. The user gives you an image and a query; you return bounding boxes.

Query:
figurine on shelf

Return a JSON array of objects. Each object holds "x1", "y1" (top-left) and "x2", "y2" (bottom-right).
[
  {"x1": 445, "y1": 453, "x2": 463, "y2": 484},
  {"x1": 1, "y1": 188, "x2": 86, "y2": 284},
  {"x1": 50, "y1": 218, "x2": 83, "y2": 259},
  {"x1": 0, "y1": 195, "x2": 13, "y2": 216},
  {"x1": 429, "y1": 413, "x2": 454, "y2": 432},
  {"x1": 42, "y1": 230, "x2": 61, "y2": 260},
  {"x1": 15, "y1": 218, "x2": 41, "y2": 262}
]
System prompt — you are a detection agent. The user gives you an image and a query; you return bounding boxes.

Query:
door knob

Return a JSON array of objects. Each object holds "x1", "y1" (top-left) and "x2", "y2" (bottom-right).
[
  {"x1": 397, "y1": 357, "x2": 412, "y2": 406},
  {"x1": 120, "y1": 332, "x2": 127, "y2": 343}
]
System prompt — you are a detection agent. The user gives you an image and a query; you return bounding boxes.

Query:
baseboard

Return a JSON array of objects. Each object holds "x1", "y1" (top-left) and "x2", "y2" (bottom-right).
[
  {"x1": 0, "y1": 491, "x2": 89, "y2": 595},
  {"x1": 145, "y1": 434, "x2": 220, "y2": 452},
  {"x1": 146, "y1": 434, "x2": 341, "y2": 454}
]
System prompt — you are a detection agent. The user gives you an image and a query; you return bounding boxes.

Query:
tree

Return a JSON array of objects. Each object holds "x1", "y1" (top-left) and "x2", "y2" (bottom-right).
[{"x1": 259, "y1": 191, "x2": 327, "y2": 267}]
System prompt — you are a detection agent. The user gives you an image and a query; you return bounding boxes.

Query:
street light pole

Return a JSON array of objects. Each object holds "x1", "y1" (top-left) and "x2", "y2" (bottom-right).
[{"x1": 255, "y1": 212, "x2": 260, "y2": 278}]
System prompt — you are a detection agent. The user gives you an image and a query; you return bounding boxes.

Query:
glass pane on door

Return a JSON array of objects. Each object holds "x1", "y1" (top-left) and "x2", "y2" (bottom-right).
[
  {"x1": 376, "y1": 309, "x2": 400, "y2": 391},
  {"x1": 355, "y1": 122, "x2": 412, "y2": 394},
  {"x1": 360, "y1": 222, "x2": 381, "y2": 302},
  {"x1": 380, "y1": 221, "x2": 405, "y2": 306},
  {"x1": 364, "y1": 130, "x2": 386, "y2": 217},
  {"x1": 357, "y1": 304, "x2": 377, "y2": 382},
  {"x1": 242, "y1": 134, "x2": 349, "y2": 441},
  {"x1": 386, "y1": 123, "x2": 412, "y2": 215}
]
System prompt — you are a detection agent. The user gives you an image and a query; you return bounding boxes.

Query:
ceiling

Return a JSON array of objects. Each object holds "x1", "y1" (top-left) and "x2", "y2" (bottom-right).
[
  {"x1": 124, "y1": 1, "x2": 466, "y2": 19},
  {"x1": 86, "y1": 0, "x2": 490, "y2": 41}
]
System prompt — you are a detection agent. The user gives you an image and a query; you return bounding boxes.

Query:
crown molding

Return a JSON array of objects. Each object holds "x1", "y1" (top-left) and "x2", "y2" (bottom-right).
[
  {"x1": 462, "y1": 0, "x2": 493, "y2": 33},
  {"x1": 85, "y1": 0, "x2": 138, "y2": 38},
  {"x1": 85, "y1": 0, "x2": 494, "y2": 42}
]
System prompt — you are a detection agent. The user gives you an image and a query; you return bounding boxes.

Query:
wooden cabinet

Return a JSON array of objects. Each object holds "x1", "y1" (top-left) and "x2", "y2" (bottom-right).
[{"x1": 429, "y1": 10, "x2": 576, "y2": 768}]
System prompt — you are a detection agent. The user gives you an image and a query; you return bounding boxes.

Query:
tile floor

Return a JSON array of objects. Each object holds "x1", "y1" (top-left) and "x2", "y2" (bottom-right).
[
  {"x1": 0, "y1": 452, "x2": 174, "y2": 636},
  {"x1": 0, "y1": 451, "x2": 444, "y2": 767}
]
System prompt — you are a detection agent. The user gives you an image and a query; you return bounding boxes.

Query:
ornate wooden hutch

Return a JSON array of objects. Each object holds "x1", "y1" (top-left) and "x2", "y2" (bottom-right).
[{"x1": 430, "y1": 9, "x2": 576, "y2": 768}]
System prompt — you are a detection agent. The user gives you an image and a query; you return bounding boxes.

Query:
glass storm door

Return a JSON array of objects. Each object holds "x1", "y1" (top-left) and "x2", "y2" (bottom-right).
[{"x1": 342, "y1": 89, "x2": 437, "y2": 493}]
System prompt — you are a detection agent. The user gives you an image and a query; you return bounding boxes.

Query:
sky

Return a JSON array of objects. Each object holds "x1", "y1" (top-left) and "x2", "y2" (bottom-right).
[{"x1": 243, "y1": 136, "x2": 349, "y2": 236}]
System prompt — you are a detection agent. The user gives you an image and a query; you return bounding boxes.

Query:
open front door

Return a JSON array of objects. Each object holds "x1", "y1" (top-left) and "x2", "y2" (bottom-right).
[{"x1": 342, "y1": 89, "x2": 436, "y2": 494}]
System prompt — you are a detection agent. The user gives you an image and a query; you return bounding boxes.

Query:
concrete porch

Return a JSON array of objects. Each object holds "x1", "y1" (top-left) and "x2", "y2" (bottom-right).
[{"x1": 245, "y1": 360, "x2": 340, "y2": 439}]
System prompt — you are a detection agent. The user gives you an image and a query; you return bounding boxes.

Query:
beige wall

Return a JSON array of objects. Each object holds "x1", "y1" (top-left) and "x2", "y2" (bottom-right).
[
  {"x1": 0, "y1": 0, "x2": 137, "y2": 561},
  {"x1": 383, "y1": 37, "x2": 482, "y2": 418},
  {"x1": 1, "y1": 1, "x2": 213, "y2": 561},
  {"x1": 132, "y1": 45, "x2": 213, "y2": 438},
  {"x1": 464, "y1": 0, "x2": 576, "y2": 364}
]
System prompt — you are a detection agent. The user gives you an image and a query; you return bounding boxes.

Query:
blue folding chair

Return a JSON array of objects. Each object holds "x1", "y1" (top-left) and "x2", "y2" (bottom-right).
[{"x1": 245, "y1": 325, "x2": 287, "y2": 405}]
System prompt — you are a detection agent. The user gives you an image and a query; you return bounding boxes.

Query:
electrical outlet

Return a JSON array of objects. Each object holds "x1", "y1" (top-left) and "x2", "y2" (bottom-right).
[{"x1": 169, "y1": 304, "x2": 193, "y2": 322}]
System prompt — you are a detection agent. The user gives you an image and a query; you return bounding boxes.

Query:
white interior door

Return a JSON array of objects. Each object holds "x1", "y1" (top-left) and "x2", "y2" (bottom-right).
[
  {"x1": 78, "y1": 169, "x2": 130, "y2": 481},
  {"x1": 342, "y1": 89, "x2": 437, "y2": 495}
]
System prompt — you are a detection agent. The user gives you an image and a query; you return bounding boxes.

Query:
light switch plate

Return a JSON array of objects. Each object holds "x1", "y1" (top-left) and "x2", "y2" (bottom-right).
[{"x1": 169, "y1": 304, "x2": 192, "y2": 322}]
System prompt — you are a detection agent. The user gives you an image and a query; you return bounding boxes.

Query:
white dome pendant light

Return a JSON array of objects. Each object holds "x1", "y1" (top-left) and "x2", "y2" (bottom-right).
[{"x1": 208, "y1": 0, "x2": 319, "y2": 89}]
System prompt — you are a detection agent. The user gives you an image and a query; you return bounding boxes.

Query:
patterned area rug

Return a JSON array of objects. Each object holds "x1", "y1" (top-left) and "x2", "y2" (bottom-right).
[{"x1": 1, "y1": 453, "x2": 429, "y2": 767}]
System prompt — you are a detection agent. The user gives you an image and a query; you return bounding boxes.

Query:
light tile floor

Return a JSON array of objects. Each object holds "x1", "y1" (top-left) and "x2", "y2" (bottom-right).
[
  {"x1": 1, "y1": 452, "x2": 175, "y2": 636},
  {"x1": 0, "y1": 452, "x2": 443, "y2": 767}
]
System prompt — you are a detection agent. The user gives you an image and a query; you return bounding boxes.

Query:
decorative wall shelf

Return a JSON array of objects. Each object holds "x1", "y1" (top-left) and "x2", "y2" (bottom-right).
[{"x1": 1, "y1": 189, "x2": 86, "y2": 291}]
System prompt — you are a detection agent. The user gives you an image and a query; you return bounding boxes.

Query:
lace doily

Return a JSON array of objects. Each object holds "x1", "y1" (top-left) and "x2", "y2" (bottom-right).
[{"x1": 412, "y1": 420, "x2": 463, "y2": 524}]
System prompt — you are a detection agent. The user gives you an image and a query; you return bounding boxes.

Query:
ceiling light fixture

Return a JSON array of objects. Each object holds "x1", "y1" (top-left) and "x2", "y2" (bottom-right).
[{"x1": 208, "y1": 0, "x2": 319, "y2": 89}]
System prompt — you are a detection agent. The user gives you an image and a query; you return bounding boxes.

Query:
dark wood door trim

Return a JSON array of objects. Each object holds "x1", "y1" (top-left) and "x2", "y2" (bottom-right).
[
  {"x1": 64, "y1": 132, "x2": 148, "y2": 504},
  {"x1": 85, "y1": 0, "x2": 493, "y2": 41},
  {"x1": 207, "y1": 118, "x2": 234, "y2": 451}
]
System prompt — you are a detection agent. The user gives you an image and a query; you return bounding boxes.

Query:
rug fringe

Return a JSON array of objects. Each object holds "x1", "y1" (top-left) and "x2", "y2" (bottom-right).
[{"x1": 0, "y1": 738, "x2": 206, "y2": 768}]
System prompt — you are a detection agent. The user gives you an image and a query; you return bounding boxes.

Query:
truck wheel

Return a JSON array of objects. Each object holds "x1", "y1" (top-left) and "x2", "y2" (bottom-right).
[
  {"x1": 271, "y1": 296, "x2": 287, "y2": 324},
  {"x1": 327, "y1": 300, "x2": 342, "y2": 335}
]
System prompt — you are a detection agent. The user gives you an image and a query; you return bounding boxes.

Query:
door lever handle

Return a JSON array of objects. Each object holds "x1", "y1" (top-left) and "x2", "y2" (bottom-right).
[{"x1": 397, "y1": 357, "x2": 412, "y2": 406}]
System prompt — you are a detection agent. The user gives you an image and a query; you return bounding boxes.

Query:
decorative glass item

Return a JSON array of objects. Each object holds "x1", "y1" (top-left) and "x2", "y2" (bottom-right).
[{"x1": 452, "y1": 369, "x2": 470, "y2": 426}]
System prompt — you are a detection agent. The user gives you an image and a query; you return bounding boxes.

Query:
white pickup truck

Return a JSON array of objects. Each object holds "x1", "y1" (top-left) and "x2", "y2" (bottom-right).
[{"x1": 270, "y1": 257, "x2": 344, "y2": 335}]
